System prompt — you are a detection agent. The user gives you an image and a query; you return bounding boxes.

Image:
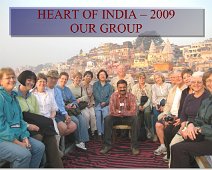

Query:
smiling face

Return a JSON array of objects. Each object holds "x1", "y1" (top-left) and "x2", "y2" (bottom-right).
[
  {"x1": 25, "y1": 78, "x2": 36, "y2": 91},
  {"x1": 36, "y1": 78, "x2": 47, "y2": 92},
  {"x1": 169, "y1": 73, "x2": 176, "y2": 85},
  {"x1": 190, "y1": 76, "x2": 204, "y2": 93},
  {"x1": 173, "y1": 72, "x2": 183, "y2": 86},
  {"x1": 84, "y1": 74, "x2": 92, "y2": 84},
  {"x1": 183, "y1": 73, "x2": 192, "y2": 86},
  {"x1": 73, "y1": 75, "x2": 82, "y2": 86},
  {"x1": 0, "y1": 73, "x2": 16, "y2": 92},
  {"x1": 154, "y1": 75, "x2": 163, "y2": 85},
  {"x1": 58, "y1": 75, "x2": 69, "y2": 87},
  {"x1": 99, "y1": 71, "x2": 107, "y2": 82},
  {"x1": 117, "y1": 83, "x2": 127, "y2": 95},
  {"x1": 138, "y1": 75, "x2": 146, "y2": 85},
  {"x1": 47, "y1": 77, "x2": 58, "y2": 89}
]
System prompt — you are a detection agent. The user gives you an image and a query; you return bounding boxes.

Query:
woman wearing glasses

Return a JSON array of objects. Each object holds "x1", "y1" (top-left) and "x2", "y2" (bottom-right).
[
  {"x1": 170, "y1": 70, "x2": 212, "y2": 168},
  {"x1": 0, "y1": 67, "x2": 45, "y2": 168}
]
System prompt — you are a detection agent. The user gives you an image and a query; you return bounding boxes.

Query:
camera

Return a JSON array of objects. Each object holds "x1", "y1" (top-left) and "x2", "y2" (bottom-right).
[
  {"x1": 140, "y1": 96, "x2": 148, "y2": 106},
  {"x1": 159, "y1": 99, "x2": 166, "y2": 107},
  {"x1": 164, "y1": 115, "x2": 174, "y2": 122},
  {"x1": 156, "y1": 98, "x2": 166, "y2": 110}
]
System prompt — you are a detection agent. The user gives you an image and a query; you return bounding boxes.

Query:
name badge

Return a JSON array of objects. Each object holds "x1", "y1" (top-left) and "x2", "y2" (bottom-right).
[{"x1": 10, "y1": 124, "x2": 20, "y2": 128}]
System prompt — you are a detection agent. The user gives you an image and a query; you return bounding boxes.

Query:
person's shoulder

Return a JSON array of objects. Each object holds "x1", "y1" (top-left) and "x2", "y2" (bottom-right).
[
  {"x1": 105, "y1": 81, "x2": 112, "y2": 87},
  {"x1": 111, "y1": 91, "x2": 118, "y2": 96},
  {"x1": 11, "y1": 90, "x2": 18, "y2": 97},
  {"x1": 0, "y1": 90, "x2": 4, "y2": 102},
  {"x1": 169, "y1": 84, "x2": 177, "y2": 91},
  {"x1": 128, "y1": 92, "x2": 136, "y2": 98},
  {"x1": 132, "y1": 83, "x2": 139, "y2": 88},
  {"x1": 145, "y1": 83, "x2": 151, "y2": 88},
  {"x1": 164, "y1": 82, "x2": 172, "y2": 88},
  {"x1": 125, "y1": 74, "x2": 134, "y2": 79},
  {"x1": 201, "y1": 95, "x2": 212, "y2": 105},
  {"x1": 93, "y1": 81, "x2": 99, "y2": 85},
  {"x1": 93, "y1": 82, "x2": 98, "y2": 88},
  {"x1": 29, "y1": 93, "x2": 37, "y2": 99},
  {"x1": 182, "y1": 87, "x2": 189, "y2": 93},
  {"x1": 55, "y1": 85, "x2": 60, "y2": 89},
  {"x1": 203, "y1": 89, "x2": 211, "y2": 97},
  {"x1": 69, "y1": 83, "x2": 75, "y2": 89}
]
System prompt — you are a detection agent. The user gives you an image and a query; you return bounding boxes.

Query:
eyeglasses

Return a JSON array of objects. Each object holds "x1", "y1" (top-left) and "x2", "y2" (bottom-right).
[
  {"x1": 191, "y1": 81, "x2": 203, "y2": 84},
  {"x1": 3, "y1": 76, "x2": 16, "y2": 80}
]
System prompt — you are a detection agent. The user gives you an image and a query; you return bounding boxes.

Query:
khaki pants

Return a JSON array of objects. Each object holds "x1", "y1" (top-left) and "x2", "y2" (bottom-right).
[{"x1": 168, "y1": 133, "x2": 184, "y2": 167}]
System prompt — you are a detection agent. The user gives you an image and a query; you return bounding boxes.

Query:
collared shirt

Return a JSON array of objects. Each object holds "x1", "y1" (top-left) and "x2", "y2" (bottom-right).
[
  {"x1": 69, "y1": 83, "x2": 88, "y2": 102},
  {"x1": 93, "y1": 81, "x2": 113, "y2": 107},
  {"x1": 81, "y1": 81, "x2": 95, "y2": 106},
  {"x1": 170, "y1": 87, "x2": 183, "y2": 116},
  {"x1": 151, "y1": 82, "x2": 171, "y2": 107},
  {"x1": 0, "y1": 87, "x2": 30, "y2": 142},
  {"x1": 47, "y1": 87, "x2": 68, "y2": 115},
  {"x1": 109, "y1": 92, "x2": 137, "y2": 117},
  {"x1": 158, "y1": 84, "x2": 187, "y2": 120},
  {"x1": 32, "y1": 88, "x2": 58, "y2": 118},
  {"x1": 17, "y1": 86, "x2": 40, "y2": 114},
  {"x1": 56, "y1": 85, "x2": 78, "y2": 106},
  {"x1": 132, "y1": 83, "x2": 152, "y2": 109}
]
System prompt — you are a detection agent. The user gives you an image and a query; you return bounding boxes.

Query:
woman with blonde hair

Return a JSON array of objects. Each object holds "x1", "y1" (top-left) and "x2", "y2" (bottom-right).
[
  {"x1": 151, "y1": 72, "x2": 171, "y2": 141},
  {"x1": 132, "y1": 72, "x2": 152, "y2": 139}
]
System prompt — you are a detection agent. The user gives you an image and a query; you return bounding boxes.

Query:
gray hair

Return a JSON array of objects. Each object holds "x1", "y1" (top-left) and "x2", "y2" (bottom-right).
[{"x1": 192, "y1": 71, "x2": 204, "y2": 78}]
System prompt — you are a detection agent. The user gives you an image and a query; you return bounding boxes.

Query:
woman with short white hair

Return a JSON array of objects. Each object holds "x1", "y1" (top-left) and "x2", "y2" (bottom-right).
[{"x1": 169, "y1": 71, "x2": 210, "y2": 167}]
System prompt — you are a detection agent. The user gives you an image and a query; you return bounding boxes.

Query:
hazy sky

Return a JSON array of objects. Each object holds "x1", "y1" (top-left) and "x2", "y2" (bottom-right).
[{"x1": 0, "y1": 0, "x2": 212, "y2": 68}]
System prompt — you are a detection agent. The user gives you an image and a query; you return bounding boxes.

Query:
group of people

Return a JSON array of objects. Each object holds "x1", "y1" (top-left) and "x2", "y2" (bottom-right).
[{"x1": 0, "y1": 64, "x2": 211, "y2": 168}]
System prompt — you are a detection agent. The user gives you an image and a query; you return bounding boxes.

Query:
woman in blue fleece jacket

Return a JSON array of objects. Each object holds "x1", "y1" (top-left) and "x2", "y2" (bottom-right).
[{"x1": 0, "y1": 67, "x2": 45, "y2": 168}]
